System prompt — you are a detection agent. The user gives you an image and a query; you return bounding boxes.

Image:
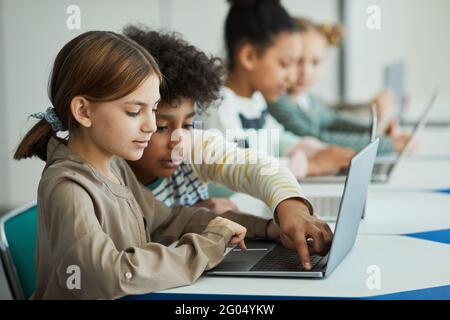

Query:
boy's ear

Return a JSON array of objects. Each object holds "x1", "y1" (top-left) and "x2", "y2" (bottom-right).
[
  {"x1": 238, "y1": 43, "x2": 258, "y2": 71},
  {"x1": 70, "y1": 96, "x2": 92, "y2": 128}
]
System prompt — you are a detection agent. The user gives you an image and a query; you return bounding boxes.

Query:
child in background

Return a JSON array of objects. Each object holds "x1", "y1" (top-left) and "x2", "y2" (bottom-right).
[
  {"x1": 202, "y1": 0, "x2": 355, "y2": 179},
  {"x1": 14, "y1": 31, "x2": 281, "y2": 299},
  {"x1": 267, "y1": 17, "x2": 411, "y2": 154}
]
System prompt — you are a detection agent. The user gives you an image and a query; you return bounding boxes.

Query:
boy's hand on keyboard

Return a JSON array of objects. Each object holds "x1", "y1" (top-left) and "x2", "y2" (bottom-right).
[
  {"x1": 266, "y1": 220, "x2": 281, "y2": 240},
  {"x1": 276, "y1": 198, "x2": 333, "y2": 270},
  {"x1": 207, "y1": 217, "x2": 247, "y2": 250}
]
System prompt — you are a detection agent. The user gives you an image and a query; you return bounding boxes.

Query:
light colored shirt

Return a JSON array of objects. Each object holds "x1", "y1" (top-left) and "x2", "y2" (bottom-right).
[
  {"x1": 201, "y1": 87, "x2": 327, "y2": 178},
  {"x1": 201, "y1": 87, "x2": 300, "y2": 157},
  {"x1": 147, "y1": 129, "x2": 314, "y2": 214},
  {"x1": 33, "y1": 137, "x2": 269, "y2": 299}
]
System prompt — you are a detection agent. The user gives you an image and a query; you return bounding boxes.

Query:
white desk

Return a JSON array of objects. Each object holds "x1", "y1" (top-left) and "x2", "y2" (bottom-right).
[
  {"x1": 131, "y1": 235, "x2": 450, "y2": 299},
  {"x1": 299, "y1": 157, "x2": 450, "y2": 194},
  {"x1": 410, "y1": 127, "x2": 450, "y2": 158},
  {"x1": 359, "y1": 191, "x2": 450, "y2": 235},
  {"x1": 377, "y1": 158, "x2": 450, "y2": 191},
  {"x1": 232, "y1": 189, "x2": 450, "y2": 236},
  {"x1": 126, "y1": 128, "x2": 450, "y2": 300}
]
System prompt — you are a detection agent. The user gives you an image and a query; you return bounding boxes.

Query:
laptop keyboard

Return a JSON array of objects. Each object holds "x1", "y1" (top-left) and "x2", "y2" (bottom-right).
[
  {"x1": 250, "y1": 244, "x2": 323, "y2": 272},
  {"x1": 373, "y1": 163, "x2": 392, "y2": 175}
]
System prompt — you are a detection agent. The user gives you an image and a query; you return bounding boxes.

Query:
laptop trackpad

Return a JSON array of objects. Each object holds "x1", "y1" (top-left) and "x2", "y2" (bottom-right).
[{"x1": 214, "y1": 241, "x2": 276, "y2": 272}]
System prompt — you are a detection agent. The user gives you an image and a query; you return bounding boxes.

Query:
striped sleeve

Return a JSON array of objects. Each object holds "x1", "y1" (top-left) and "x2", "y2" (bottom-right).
[{"x1": 187, "y1": 129, "x2": 313, "y2": 216}]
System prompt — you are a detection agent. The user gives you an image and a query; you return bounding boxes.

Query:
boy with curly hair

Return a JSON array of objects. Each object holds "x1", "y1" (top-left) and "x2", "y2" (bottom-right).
[{"x1": 124, "y1": 25, "x2": 333, "y2": 271}]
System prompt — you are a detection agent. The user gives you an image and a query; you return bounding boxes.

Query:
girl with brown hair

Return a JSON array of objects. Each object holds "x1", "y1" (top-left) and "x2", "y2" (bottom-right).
[{"x1": 14, "y1": 31, "x2": 278, "y2": 299}]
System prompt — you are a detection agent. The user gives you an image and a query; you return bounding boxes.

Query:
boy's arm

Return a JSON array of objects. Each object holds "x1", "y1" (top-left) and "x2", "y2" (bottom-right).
[
  {"x1": 188, "y1": 130, "x2": 313, "y2": 216},
  {"x1": 151, "y1": 198, "x2": 269, "y2": 244},
  {"x1": 119, "y1": 157, "x2": 270, "y2": 241}
]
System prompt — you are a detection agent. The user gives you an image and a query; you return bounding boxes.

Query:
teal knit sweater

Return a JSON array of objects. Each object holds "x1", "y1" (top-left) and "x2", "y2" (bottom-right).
[{"x1": 267, "y1": 95, "x2": 395, "y2": 154}]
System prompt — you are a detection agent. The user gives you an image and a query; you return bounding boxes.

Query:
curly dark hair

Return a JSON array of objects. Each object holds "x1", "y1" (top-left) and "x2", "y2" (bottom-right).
[
  {"x1": 123, "y1": 25, "x2": 225, "y2": 112},
  {"x1": 225, "y1": 0, "x2": 296, "y2": 70}
]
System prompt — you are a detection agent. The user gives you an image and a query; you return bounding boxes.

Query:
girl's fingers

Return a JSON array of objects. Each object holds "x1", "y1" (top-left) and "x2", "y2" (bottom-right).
[{"x1": 229, "y1": 233, "x2": 247, "y2": 251}]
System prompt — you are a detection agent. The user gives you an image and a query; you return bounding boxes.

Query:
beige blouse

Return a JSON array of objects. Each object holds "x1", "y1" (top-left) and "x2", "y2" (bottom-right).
[{"x1": 32, "y1": 137, "x2": 269, "y2": 299}]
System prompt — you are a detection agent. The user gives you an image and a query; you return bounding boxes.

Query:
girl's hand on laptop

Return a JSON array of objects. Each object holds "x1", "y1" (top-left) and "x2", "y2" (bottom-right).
[
  {"x1": 194, "y1": 198, "x2": 239, "y2": 214},
  {"x1": 207, "y1": 217, "x2": 247, "y2": 250},
  {"x1": 275, "y1": 198, "x2": 333, "y2": 271}
]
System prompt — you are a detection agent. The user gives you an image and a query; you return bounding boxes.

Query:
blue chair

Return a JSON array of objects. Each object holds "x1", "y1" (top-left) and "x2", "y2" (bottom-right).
[{"x1": 0, "y1": 201, "x2": 37, "y2": 300}]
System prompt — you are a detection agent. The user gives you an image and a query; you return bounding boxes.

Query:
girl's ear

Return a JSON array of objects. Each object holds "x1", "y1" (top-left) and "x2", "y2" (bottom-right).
[
  {"x1": 70, "y1": 96, "x2": 92, "y2": 128},
  {"x1": 238, "y1": 43, "x2": 258, "y2": 71}
]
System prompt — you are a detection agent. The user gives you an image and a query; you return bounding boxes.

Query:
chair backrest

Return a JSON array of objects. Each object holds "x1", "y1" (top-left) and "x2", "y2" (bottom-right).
[{"x1": 0, "y1": 202, "x2": 37, "y2": 300}]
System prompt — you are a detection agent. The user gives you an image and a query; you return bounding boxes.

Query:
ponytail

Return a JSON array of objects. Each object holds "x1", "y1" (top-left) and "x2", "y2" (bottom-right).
[
  {"x1": 14, "y1": 120, "x2": 54, "y2": 161},
  {"x1": 318, "y1": 23, "x2": 343, "y2": 46},
  {"x1": 293, "y1": 17, "x2": 343, "y2": 47}
]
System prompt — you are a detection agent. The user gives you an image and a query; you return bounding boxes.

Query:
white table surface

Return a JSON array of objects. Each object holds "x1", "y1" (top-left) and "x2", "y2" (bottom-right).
[
  {"x1": 149, "y1": 235, "x2": 450, "y2": 299},
  {"x1": 129, "y1": 128, "x2": 450, "y2": 300}
]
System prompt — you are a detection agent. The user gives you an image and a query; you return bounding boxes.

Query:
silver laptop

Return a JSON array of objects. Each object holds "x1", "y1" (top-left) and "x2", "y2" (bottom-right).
[
  {"x1": 371, "y1": 90, "x2": 438, "y2": 182},
  {"x1": 304, "y1": 90, "x2": 438, "y2": 184},
  {"x1": 303, "y1": 105, "x2": 377, "y2": 221},
  {"x1": 207, "y1": 139, "x2": 379, "y2": 278}
]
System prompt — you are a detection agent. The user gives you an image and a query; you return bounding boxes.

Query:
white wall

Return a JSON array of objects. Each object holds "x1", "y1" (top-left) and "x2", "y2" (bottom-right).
[
  {"x1": 345, "y1": 0, "x2": 450, "y2": 118},
  {"x1": 1, "y1": 0, "x2": 161, "y2": 209},
  {"x1": 0, "y1": 0, "x2": 9, "y2": 214},
  {"x1": 167, "y1": 0, "x2": 229, "y2": 57}
]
